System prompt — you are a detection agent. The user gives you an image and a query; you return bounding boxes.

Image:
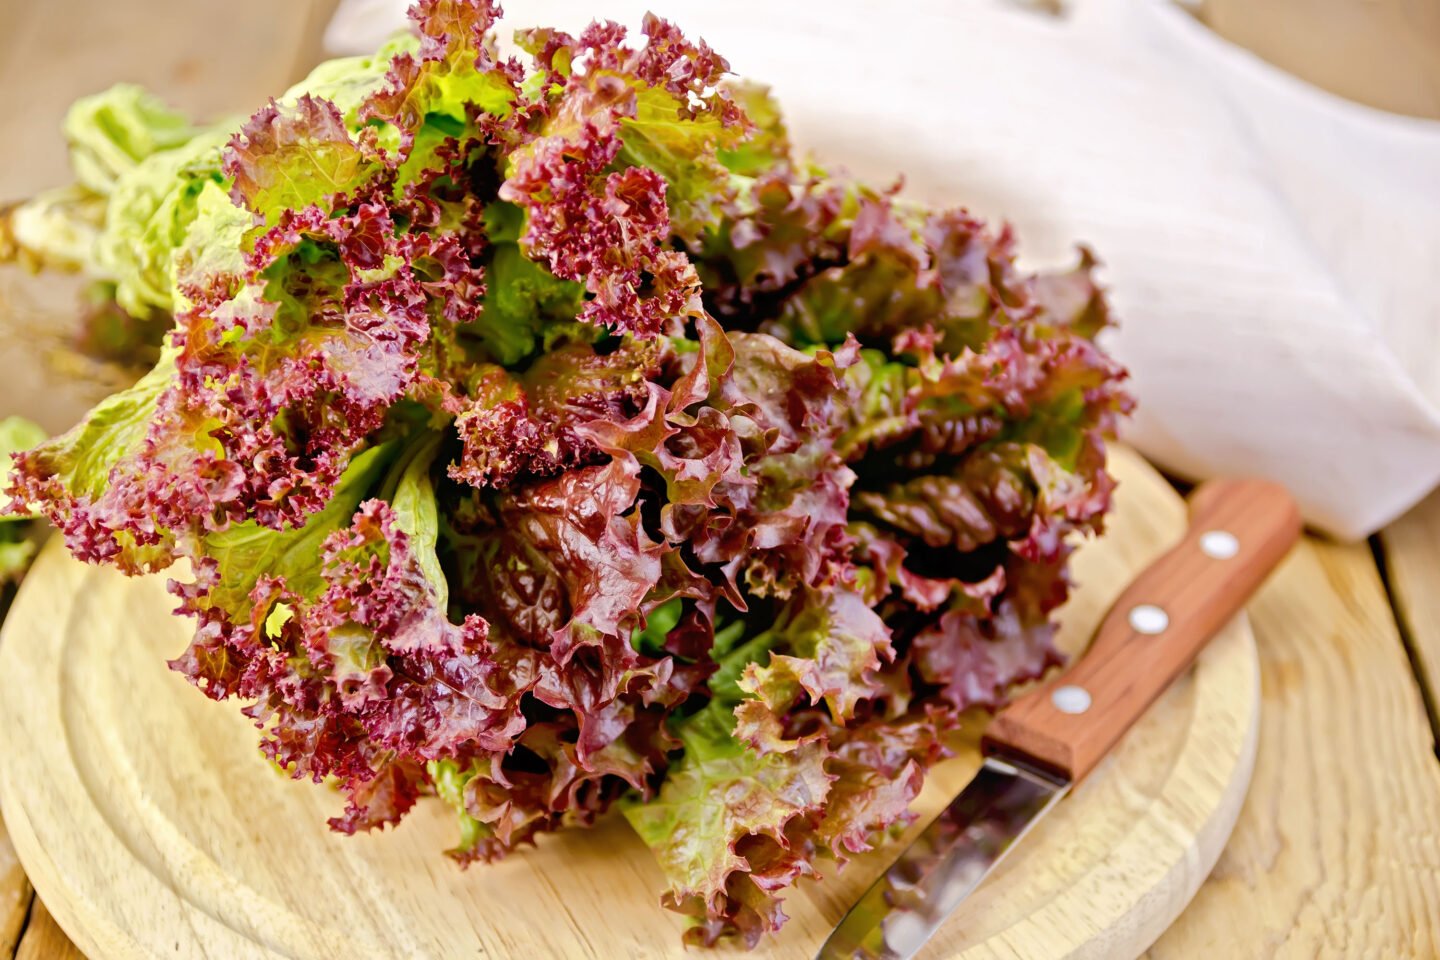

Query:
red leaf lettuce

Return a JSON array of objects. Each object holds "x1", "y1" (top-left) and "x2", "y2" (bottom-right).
[{"x1": 3, "y1": 2, "x2": 1131, "y2": 948}]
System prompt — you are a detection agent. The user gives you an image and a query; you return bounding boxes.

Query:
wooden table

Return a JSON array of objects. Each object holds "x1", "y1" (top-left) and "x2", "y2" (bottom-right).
[{"x1": 3, "y1": 1, "x2": 1440, "y2": 957}]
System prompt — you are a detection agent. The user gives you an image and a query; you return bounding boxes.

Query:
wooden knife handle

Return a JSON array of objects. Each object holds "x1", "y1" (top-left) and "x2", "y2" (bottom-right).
[{"x1": 982, "y1": 477, "x2": 1301, "y2": 782}]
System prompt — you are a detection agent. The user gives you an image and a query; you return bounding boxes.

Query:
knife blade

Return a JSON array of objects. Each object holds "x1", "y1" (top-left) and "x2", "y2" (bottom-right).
[{"x1": 818, "y1": 476, "x2": 1301, "y2": 960}]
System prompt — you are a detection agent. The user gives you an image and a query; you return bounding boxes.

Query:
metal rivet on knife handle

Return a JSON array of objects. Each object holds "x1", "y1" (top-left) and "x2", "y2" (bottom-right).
[
  {"x1": 1200, "y1": 529, "x2": 1240, "y2": 559},
  {"x1": 1051, "y1": 685, "x2": 1092, "y2": 714},
  {"x1": 1128, "y1": 604, "x2": 1169, "y2": 635}
]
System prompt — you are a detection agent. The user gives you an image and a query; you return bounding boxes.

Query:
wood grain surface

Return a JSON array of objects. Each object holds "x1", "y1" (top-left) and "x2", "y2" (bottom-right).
[
  {"x1": 987, "y1": 478, "x2": 1300, "y2": 780},
  {"x1": 1380, "y1": 489, "x2": 1440, "y2": 735},
  {"x1": 0, "y1": 813, "x2": 33, "y2": 958},
  {"x1": 1147, "y1": 536, "x2": 1440, "y2": 958},
  {"x1": 14, "y1": 901, "x2": 85, "y2": 960},
  {"x1": 0, "y1": 448, "x2": 1260, "y2": 960}
]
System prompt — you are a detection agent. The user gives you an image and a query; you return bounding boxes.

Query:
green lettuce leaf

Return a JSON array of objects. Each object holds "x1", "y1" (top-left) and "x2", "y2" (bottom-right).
[
  {"x1": 0, "y1": 417, "x2": 48, "y2": 517},
  {"x1": 386, "y1": 431, "x2": 447, "y2": 609},
  {"x1": 170, "y1": 178, "x2": 251, "y2": 302},
  {"x1": 13, "y1": 351, "x2": 176, "y2": 505},
  {"x1": 96, "y1": 126, "x2": 232, "y2": 316},
  {"x1": 279, "y1": 33, "x2": 421, "y2": 127},
  {"x1": 620, "y1": 702, "x2": 831, "y2": 944},
  {"x1": 616, "y1": 83, "x2": 746, "y2": 242},
  {"x1": 223, "y1": 95, "x2": 383, "y2": 230},
  {"x1": 715, "y1": 82, "x2": 788, "y2": 177},
  {"x1": 360, "y1": 2, "x2": 517, "y2": 165},
  {"x1": 0, "y1": 417, "x2": 48, "y2": 585},
  {"x1": 466, "y1": 204, "x2": 587, "y2": 366},
  {"x1": 199, "y1": 442, "x2": 396, "y2": 620},
  {"x1": 737, "y1": 587, "x2": 892, "y2": 723},
  {"x1": 5, "y1": 117, "x2": 231, "y2": 318},
  {"x1": 4, "y1": 82, "x2": 217, "y2": 292},
  {"x1": 427, "y1": 757, "x2": 492, "y2": 857},
  {"x1": 3, "y1": 184, "x2": 106, "y2": 272},
  {"x1": 64, "y1": 84, "x2": 202, "y2": 195}
]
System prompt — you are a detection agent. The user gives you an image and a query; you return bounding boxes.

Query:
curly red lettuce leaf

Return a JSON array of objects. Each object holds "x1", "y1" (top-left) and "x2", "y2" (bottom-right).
[
  {"x1": 361, "y1": 0, "x2": 520, "y2": 162},
  {"x1": 5, "y1": 351, "x2": 234, "y2": 572},
  {"x1": 499, "y1": 15, "x2": 748, "y2": 338},
  {"x1": 224, "y1": 95, "x2": 383, "y2": 229},
  {"x1": 737, "y1": 587, "x2": 893, "y2": 724},
  {"x1": 621, "y1": 702, "x2": 832, "y2": 948}
]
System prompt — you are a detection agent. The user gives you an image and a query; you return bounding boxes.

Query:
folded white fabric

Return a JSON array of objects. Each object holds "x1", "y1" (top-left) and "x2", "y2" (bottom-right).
[{"x1": 326, "y1": 0, "x2": 1440, "y2": 540}]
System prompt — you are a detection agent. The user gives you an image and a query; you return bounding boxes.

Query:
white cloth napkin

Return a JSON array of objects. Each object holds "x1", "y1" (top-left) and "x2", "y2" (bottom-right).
[{"x1": 326, "y1": 0, "x2": 1440, "y2": 540}]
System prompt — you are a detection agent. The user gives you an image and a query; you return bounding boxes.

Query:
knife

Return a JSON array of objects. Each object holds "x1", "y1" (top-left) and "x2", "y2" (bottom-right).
[{"x1": 818, "y1": 476, "x2": 1302, "y2": 960}]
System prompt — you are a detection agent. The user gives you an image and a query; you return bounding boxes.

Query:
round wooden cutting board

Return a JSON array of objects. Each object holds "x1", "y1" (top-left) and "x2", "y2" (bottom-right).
[{"x1": 0, "y1": 447, "x2": 1259, "y2": 960}]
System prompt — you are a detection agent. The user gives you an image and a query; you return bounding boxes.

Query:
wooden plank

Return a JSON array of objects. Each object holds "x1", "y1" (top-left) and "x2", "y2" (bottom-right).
[
  {"x1": 1379, "y1": 488, "x2": 1440, "y2": 741},
  {"x1": 1148, "y1": 536, "x2": 1440, "y2": 957},
  {"x1": 0, "y1": 810, "x2": 35, "y2": 958},
  {"x1": 14, "y1": 899, "x2": 86, "y2": 960},
  {"x1": 1203, "y1": 0, "x2": 1440, "y2": 119}
]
